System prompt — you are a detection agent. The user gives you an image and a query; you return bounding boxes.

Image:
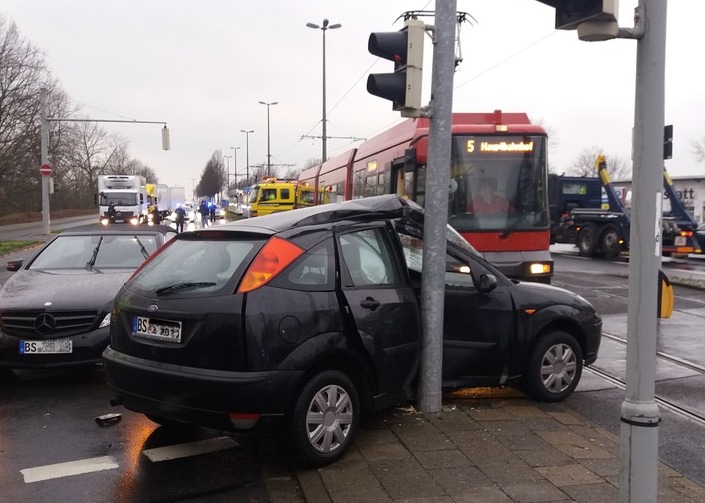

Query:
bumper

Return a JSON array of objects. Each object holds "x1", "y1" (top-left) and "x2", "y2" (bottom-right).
[
  {"x1": 583, "y1": 317, "x2": 603, "y2": 366},
  {"x1": 102, "y1": 346, "x2": 306, "y2": 431},
  {"x1": 0, "y1": 327, "x2": 109, "y2": 369}
]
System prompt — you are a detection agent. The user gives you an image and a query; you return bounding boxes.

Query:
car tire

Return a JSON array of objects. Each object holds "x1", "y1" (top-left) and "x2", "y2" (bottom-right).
[
  {"x1": 289, "y1": 370, "x2": 360, "y2": 467},
  {"x1": 601, "y1": 224, "x2": 621, "y2": 259},
  {"x1": 523, "y1": 331, "x2": 583, "y2": 402},
  {"x1": 577, "y1": 224, "x2": 597, "y2": 257}
]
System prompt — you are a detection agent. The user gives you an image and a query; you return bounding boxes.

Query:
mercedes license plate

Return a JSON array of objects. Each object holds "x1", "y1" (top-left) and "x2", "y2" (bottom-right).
[
  {"x1": 19, "y1": 339, "x2": 72, "y2": 354},
  {"x1": 674, "y1": 236, "x2": 686, "y2": 246},
  {"x1": 133, "y1": 316, "x2": 182, "y2": 343}
]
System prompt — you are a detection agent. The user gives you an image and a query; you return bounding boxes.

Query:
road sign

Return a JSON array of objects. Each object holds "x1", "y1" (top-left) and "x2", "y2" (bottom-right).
[{"x1": 40, "y1": 164, "x2": 52, "y2": 176}]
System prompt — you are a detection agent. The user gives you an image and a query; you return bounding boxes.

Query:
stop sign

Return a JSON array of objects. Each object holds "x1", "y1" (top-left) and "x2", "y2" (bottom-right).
[{"x1": 40, "y1": 164, "x2": 52, "y2": 176}]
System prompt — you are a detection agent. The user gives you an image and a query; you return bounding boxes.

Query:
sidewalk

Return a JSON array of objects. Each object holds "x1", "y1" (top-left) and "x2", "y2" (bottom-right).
[{"x1": 294, "y1": 396, "x2": 705, "y2": 503}]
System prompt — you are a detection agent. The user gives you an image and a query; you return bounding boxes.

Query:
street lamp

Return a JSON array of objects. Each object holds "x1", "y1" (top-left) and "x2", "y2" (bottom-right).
[
  {"x1": 222, "y1": 155, "x2": 232, "y2": 200},
  {"x1": 258, "y1": 101, "x2": 278, "y2": 177},
  {"x1": 241, "y1": 129, "x2": 254, "y2": 184},
  {"x1": 306, "y1": 18, "x2": 341, "y2": 164},
  {"x1": 230, "y1": 146, "x2": 241, "y2": 189}
]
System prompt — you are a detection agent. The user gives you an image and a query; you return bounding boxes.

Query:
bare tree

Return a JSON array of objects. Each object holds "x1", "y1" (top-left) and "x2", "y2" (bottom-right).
[
  {"x1": 196, "y1": 150, "x2": 227, "y2": 199},
  {"x1": 0, "y1": 13, "x2": 161, "y2": 215},
  {"x1": 566, "y1": 146, "x2": 632, "y2": 180},
  {"x1": 0, "y1": 15, "x2": 56, "y2": 212},
  {"x1": 691, "y1": 138, "x2": 705, "y2": 163}
]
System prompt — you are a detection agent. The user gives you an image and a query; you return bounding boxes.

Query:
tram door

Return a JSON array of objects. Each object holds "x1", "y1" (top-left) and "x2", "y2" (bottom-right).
[{"x1": 391, "y1": 155, "x2": 426, "y2": 207}]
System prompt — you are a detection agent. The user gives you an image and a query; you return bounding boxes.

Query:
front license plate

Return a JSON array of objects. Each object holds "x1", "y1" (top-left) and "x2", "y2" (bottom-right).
[
  {"x1": 674, "y1": 236, "x2": 686, "y2": 246},
  {"x1": 19, "y1": 339, "x2": 72, "y2": 354},
  {"x1": 133, "y1": 316, "x2": 182, "y2": 343}
]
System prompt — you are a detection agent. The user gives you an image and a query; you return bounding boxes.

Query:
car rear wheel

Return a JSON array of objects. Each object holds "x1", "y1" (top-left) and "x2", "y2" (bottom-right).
[
  {"x1": 290, "y1": 370, "x2": 360, "y2": 466},
  {"x1": 523, "y1": 331, "x2": 583, "y2": 402}
]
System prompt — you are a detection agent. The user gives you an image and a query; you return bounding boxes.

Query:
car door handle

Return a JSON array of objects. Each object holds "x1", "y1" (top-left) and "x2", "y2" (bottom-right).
[{"x1": 360, "y1": 297, "x2": 380, "y2": 311}]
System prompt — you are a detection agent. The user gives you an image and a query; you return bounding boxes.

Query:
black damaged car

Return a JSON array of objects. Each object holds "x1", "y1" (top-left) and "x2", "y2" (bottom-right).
[{"x1": 103, "y1": 195, "x2": 601, "y2": 466}]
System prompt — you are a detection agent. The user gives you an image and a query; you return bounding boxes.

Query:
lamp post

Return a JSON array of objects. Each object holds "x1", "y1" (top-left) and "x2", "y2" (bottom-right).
[
  {"x1": 241, "y1": 129, "x2": 254, "y2": 184},
  {"x1": 230, "y1": 146, "x2": 241, "y2": 190},
  {"x1": 258, "y1": 101, "x2": 278, "y2": 177},
  {"x1": 222, "y1": 156, "x2": 232, "y2": 201},
  {"x1": 191, "y1": 178, "x2": 197, "y2": 200},
  {"x1": 306, "y1": 18, "x2": 341, "y2": 164}
]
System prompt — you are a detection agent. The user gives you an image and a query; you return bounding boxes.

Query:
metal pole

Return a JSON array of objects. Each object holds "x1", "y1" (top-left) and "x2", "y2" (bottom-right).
[
  {"x1": 322, "y1": 27, "x2": 327, "y2": 163},
  {"x1": 241, "y1": 130, "x2": 253, "y2": 184},
  {"x1": 418, "y1": 0, "x2": 456, "y2": 414},
  {"x1": 620, "y1": 1, "x2": 666, "y2": 501},
  {"x1": 40, "y1": 88, "x2": 50, "y2": 235},
  {"x1": 307, "y1": 20, "x2": 340, "y2": 165},
  {"x1": 231, "y1": 146, "x2": 240, "y2": 190},
  {"x1": 266, "y1": 106, "x2": 271, "y2": 177}
]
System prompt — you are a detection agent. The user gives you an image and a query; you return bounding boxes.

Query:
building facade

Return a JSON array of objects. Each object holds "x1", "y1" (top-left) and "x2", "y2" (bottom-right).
[{"x1": 612, "y1": 175, "x2": 705, "y2": 224}]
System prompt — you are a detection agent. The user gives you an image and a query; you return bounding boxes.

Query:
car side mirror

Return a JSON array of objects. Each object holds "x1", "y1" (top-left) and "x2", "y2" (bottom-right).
[
  {"x1": 7, "y1": 259, "x2": 23, "y2": 272},
  {"x1": 476, "y1": 273, "x2": 497, "y2": 294}
]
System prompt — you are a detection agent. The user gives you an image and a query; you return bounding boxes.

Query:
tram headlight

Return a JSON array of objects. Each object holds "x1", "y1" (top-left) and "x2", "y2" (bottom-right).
[{"x1": 529, "y1": 263, "x2": 552, "y2": 275}]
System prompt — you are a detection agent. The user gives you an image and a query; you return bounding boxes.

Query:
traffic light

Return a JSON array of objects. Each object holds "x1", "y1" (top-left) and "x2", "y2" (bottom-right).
[
  {"x1": 536, "y1": 0, "x2": 617, "y2": 30},
  {"x1": 664, "y1": 124, "x2": 673, "y2": 160},
  {"x1": 367, "y1": 19, "x2": 425, "y2": 117}
]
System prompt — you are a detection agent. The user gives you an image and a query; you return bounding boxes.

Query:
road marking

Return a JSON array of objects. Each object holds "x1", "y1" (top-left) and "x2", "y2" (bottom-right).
[
  {"x1": 21, "y1": 456, "x2": 119, "y2": 483},
  {"x1": 142, "y1": 436, "x2": 237, "y2": 462}
]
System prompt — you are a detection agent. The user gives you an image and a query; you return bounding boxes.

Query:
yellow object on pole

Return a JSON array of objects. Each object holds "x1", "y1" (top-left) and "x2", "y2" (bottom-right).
[{"x1": 657, "y1": 270, "x2": 673, "y2": 319}]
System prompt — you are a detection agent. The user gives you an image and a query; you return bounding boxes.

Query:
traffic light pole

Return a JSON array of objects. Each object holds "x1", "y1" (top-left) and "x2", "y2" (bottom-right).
[
  {"x1": 417, "y1": 0, "x2": 457, "y2": 414},
  {"x1": 620, "y1": 2, "x2": 666, "y2": 501}
]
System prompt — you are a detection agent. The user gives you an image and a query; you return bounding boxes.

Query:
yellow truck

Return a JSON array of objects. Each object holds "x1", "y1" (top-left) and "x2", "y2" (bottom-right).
[{"x1": 248, "y1": 177, "x2": 330, "y2": 217}]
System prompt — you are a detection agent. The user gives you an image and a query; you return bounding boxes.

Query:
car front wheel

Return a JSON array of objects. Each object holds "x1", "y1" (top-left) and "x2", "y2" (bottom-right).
[
  {"x1": 290, "y1": 370, "x2": 360, "y2": 466},
  {"x1": 523, "y1": 331, "x2": 583, "y2": 402}
]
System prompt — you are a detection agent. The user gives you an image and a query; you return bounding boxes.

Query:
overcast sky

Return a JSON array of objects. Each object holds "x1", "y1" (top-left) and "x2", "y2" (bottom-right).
[{"x1": 3, "y1": 0, "x2": 703, "y2": 198}]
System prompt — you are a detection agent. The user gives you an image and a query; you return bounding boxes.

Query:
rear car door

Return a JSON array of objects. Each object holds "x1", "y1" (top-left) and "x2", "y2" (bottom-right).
[{"x1": 337, "y1": 224, "x2": 420, "y2": 401}]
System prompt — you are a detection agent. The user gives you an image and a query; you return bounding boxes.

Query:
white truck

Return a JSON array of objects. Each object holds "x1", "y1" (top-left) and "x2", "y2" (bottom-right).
[
  {"x1": 166, "y1": 186, "x2": 186, "y2": 214},
  {"x1": 97, "y1": 175, "x2": 148, "y2": 224}
]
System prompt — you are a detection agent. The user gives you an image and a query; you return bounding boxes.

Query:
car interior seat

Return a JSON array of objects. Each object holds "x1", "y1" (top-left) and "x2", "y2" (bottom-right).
[{"x1": 341, "y1": 242, "x2": 368, "y2": 286}]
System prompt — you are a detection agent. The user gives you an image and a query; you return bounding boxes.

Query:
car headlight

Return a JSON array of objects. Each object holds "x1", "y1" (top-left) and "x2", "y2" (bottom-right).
[{"x1": 98, "y1": 313, "x2": 111, "y2": 328}]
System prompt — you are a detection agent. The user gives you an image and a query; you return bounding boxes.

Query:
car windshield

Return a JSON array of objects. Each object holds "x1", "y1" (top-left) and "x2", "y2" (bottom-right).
[
  {"x1": 128, "y1": 237, "x2": 258, "y2": 295},
  {"x1": 29, "y1": 234, "x2": 160, "y2": 270}
]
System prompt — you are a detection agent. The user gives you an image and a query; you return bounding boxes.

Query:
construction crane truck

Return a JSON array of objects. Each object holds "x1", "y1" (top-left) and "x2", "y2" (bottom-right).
[{"x1": 549, "y1": 155, "x2": 700, "y2": 258}]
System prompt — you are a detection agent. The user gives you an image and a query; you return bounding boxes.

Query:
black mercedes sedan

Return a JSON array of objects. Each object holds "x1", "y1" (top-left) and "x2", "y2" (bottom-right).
[
  {"x1": 102, "y1": 195, "x2": 601, "y2": 466},
  {"x1": 0, "y1": 224, "x2": 176, "y2": 369}
]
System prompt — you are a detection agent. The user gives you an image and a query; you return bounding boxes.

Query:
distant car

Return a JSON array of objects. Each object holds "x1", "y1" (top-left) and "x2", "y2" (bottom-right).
[
  {"x1": 0, "y1": 224, "x2": 176, "y2": 369},
  {"x1": 102, "y1": 195, "x2": 602, "y2": 466}
]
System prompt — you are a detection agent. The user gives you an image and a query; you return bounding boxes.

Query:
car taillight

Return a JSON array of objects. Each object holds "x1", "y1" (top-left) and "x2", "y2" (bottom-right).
[{"x1": 238, "y1": 236, "x2": 304, "y2": 293}]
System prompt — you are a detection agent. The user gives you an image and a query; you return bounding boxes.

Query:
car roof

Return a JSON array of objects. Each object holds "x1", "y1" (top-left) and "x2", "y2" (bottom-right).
[
  {"x1": 217, "y1": 195, "x2": 422, "y2": 234},
  {"x1": 61, "y1": 224, "x2": 176, "y2": 235}
]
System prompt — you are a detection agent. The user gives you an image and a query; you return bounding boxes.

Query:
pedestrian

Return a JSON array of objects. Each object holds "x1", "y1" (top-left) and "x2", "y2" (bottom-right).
[
  {"x1": 150, "y1": 205, "x2": 161, "y2": 225},
  {"x1": 199, "y1": 200, "x2": 210, "y2": 228},
  {"x1": 107, "y1": 202, "x2": 116, "y2": 223},
  {"x1": 209, "y1": 202, "x2": 216, "y2": 222},
  {"x1": 173, "y1": 204, "x2": 186, "y2": 233}
]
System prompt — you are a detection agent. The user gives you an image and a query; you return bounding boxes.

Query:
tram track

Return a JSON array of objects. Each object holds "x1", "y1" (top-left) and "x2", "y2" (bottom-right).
[{"x1": 587, "y1": 332, "x2": 705, "y2": 427}]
